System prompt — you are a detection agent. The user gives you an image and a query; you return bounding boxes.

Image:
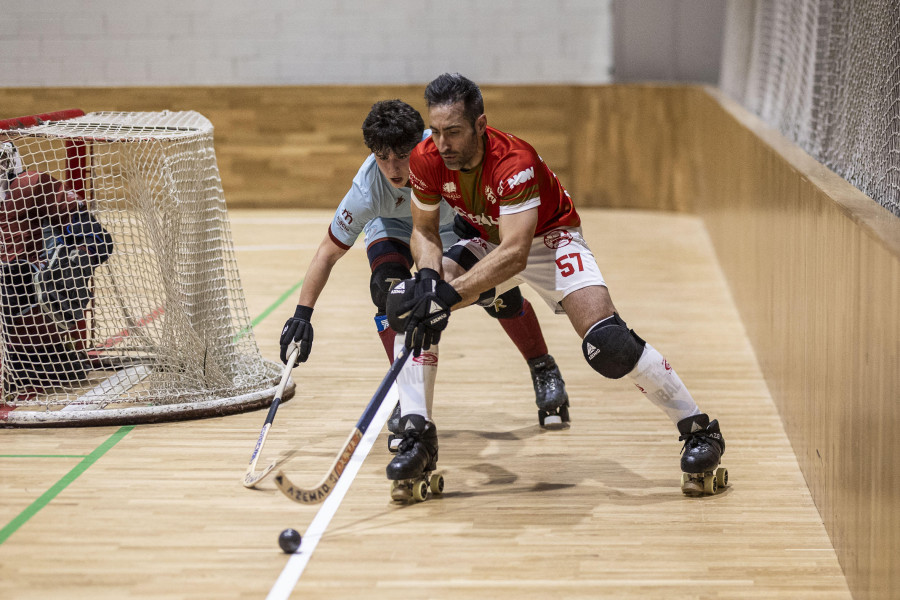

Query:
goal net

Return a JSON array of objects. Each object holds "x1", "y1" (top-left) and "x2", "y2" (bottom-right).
[
  {"x1": 720, "y1": 0, "x2": 900, "y2": 218},
  {"x1": 0, "y1": 109, "x2": 291, "y2": 426}
]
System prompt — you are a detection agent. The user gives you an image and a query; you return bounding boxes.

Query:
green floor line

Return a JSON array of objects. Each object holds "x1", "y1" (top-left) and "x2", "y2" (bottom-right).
[
  {"x1": 0, "y1": 455, "x2": 88, "y2": 459},
  {"x1": 1, "y1": 279, "x2": 303, "y2": 546},
  {"x1": 232, "y1": 279, "x2": 303, "y2": 342},
  {"x1": 0, "y1": 426, "x2": 133, "y2": 545}
]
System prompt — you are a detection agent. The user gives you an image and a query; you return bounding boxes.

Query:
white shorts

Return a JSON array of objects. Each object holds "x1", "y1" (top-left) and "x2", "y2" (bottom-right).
[{"x1": 449, "y1": 227, "x2": 605, "y2": 314}]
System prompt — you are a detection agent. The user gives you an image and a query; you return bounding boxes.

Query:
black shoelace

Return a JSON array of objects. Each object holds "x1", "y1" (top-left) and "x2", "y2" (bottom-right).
[
  {"x1": 678, "y1": 431, "x2": 709, "y2": 455},
  {"x1": 397, "y1": 432, "x2": 421, "y2": 453}
]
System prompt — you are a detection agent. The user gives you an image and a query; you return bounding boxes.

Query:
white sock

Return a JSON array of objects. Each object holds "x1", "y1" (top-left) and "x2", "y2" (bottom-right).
[
  {"x1": 629, "y1": 343, "x2": 701, "y2": 424},
  {"x1": 394, "y1": 336, "x2": 438, "y2": 421}
]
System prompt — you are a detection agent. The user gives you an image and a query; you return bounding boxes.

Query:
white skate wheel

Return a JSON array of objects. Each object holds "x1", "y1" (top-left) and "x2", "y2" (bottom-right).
[
  {"x1": 390, "y1": 480, "x2": 410, "y2": 502},
  {"x1": 716, "y1": 467, "x2": 728, "y2": 488},
  {"x1": 543, "y1": 414, "x2": 562, "y2": 427},
  {"x1": 412, "y1": 479, "x2": 429, "y2": 502}
]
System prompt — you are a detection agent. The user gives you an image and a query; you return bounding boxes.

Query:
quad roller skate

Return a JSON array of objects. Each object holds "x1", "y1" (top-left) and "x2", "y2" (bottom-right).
[
  {"x1": 528, "y1": 354, "x2": 570, "y2": 428},
  {"x1": 386, "y1": 414, "x2": 444, "y2": 502},
  {"x1": 677, "y1": 413, "x2": 728, "y2": 495},
  {"x1": 386, "y1": 402, "x2": 402, "y2": 453}
]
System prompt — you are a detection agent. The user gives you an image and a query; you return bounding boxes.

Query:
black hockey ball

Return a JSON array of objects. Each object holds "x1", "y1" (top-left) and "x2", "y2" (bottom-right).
[{"x1": 278, "y1": 528, "x2": 302, "y2": 553}]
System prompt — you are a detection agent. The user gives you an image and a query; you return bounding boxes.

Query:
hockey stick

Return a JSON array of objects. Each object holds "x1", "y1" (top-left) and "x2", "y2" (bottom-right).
[
  {"x1": 242, "y1": 346, "x2": 299, "y2": 488},
  {"x1": 274, "y1": 345, "x2": 411, "y2": 504}
]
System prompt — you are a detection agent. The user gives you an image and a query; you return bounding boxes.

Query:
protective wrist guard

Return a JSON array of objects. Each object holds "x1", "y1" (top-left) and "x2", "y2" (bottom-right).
[
  {"x1": 417, "y1": 267, "x2": 440, "y2": 281},
  {"x1": 293, "y1": 304, "x2": 313, "y2": 321}
]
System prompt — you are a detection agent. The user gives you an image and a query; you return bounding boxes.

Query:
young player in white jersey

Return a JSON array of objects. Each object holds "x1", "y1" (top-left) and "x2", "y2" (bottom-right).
[
  {"x1": 385, "y1": 75, "x2": 727, "y2": 497},
  {"x1": 278, "y1": 100, "x2": 571, "y2": 449}
]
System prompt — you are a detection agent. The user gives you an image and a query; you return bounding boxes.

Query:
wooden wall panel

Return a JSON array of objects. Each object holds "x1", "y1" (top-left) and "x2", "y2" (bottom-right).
[
  {"x1": 567, "y1": 85, "x2": 692, "y2": 211},
  {"x1": 0, "y1": 86, "x2": 580, "y2": 209},
  {"x1": 688, "y1": 87, "x2": 900, "y2": 600}
]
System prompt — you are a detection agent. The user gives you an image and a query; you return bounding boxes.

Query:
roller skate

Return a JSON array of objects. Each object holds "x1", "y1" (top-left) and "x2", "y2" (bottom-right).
[
  {"x1": 386, "y1": 414, "x2": 444, "y2": 502},
  {"x1": 528, "y1": 354, "x2": 570, "y2": 428},
  {"x1": 677, "y1": 413, "x2": 727, "y2": 495},
  {"x1": 386, "y1": 402, "x2": 402, "y2": 452}
]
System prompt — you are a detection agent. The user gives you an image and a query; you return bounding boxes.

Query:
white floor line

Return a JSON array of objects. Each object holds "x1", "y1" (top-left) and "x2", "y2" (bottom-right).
[{"x1": 266, "y1": 386, "x2": 399, "y2": 600}]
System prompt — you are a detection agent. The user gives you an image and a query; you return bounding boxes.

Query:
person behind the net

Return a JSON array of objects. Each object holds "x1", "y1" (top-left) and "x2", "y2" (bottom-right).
[
  {"x1": 384, "y1": 73, "x2": 725, "y2": 489},
  {"x1": 278, "y1": 99, "x2": 570, "y2": 448},
  {"x1": 0, "y1": 142, "x2": 113, "y2": 393}
]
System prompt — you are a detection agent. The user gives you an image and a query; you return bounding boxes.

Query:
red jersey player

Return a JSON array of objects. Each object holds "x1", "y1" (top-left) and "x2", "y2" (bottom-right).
[
  {"x1": 1, "y1": 158, "x2": 113, "y2": 394},
  {"x1": 276, "y1": 100, "x2": 569, "y2": 460},
  {"x1": 385, "y1": 73, "x2": 727, "y2": 497}
]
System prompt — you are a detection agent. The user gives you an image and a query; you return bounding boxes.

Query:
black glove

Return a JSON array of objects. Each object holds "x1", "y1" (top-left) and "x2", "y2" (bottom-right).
[
  {"x1": 280, "y1": 305, "x2": 314, "y2": 366},
  {"x1": 65, "y1": 209, "x2": 114, "y2": 266},
  {"x1": 452, "y1": 214, "x2": 481, "y2": 240},
  {"x1": 403, "y1": 268, "x2": 461, "y2": 356},
  {"x1": 36, "y1": 245, "x2": 94, "y2": 324}
]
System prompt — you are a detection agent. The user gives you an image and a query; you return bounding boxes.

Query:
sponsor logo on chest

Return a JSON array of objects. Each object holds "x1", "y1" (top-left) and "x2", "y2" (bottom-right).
[{"x1": 453, "y1": 206, "x2": 499, "y2": 227}]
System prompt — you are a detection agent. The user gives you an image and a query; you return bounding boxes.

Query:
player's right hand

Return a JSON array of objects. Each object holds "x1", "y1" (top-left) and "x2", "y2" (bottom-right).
[{"x1": 280, "y1": 305, "x2": 314, "y2": 366}]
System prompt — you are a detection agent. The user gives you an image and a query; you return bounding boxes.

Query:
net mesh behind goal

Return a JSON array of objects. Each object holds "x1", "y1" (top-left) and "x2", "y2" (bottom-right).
[
  {"x1": 0, "y1": 110, "x2": 289, "y2": 426},
  {"x1": 720, "y1": 0, "x2": 900, "y2": 218}
]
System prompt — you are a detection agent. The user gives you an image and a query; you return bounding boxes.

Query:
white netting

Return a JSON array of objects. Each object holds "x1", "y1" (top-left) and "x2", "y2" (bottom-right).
[
  {"x1": 720, "y1": 0, "x2": 900, "y2": 217},
  {"x1": 0, "y1": 110, "x2": 286, "y2": 426}
]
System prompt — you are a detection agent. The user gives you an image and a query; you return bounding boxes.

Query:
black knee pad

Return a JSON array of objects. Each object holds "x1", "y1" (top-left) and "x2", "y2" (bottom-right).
[
  {"x1": 443, "y1": 243, "x2": 479, "y2": 272},
  {"x1": 582, "y1": 313, "x2": 646, "y2": 379},
  {"x1": 369, "y1": 262, "x2": 412, "y2": 313},
  {"x1": 482, "y1": 286, "x2": 524, "y2": 319}
]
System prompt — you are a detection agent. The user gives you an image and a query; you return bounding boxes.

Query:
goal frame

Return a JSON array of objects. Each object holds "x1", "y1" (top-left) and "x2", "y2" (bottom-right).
[{"x1": 0, "y1": 109, "x2": 293, "y2": 427}]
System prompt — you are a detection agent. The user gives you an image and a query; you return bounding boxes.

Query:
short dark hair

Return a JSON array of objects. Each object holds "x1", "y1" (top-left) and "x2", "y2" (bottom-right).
[
  {"x1": 424, "y1": 73, "x2": 484, "y2": 127},
  {"x1": 362, "y1": 100, "x2": 425, "y2": 156}
]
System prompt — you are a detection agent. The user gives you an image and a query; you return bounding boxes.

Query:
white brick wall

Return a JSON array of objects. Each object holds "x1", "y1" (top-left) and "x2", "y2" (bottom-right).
[{"x1": 0, "y1": 0, "x2": 613, "y2": 86}]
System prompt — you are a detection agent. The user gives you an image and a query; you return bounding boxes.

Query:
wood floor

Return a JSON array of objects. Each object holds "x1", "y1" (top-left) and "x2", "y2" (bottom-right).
[{"x1": 0, "y1": 208, "x2": 851, "y2": 599}]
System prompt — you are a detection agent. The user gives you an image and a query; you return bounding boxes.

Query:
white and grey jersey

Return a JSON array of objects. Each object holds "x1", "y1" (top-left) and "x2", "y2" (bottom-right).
[{"x1": 327, "y1": 133, "x2": 454, "y2": 249}]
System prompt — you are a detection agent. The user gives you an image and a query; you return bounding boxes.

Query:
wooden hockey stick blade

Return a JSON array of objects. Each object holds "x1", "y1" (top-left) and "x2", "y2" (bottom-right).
[
  {"x1": 242, "y1": 346, "x2": 299, "y2": 488},
  {"x1": 274, "y1": 346, "x2": 411, "y2": 504}
]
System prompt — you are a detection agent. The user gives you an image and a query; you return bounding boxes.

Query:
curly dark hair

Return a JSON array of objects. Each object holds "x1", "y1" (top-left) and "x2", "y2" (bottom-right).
[
  {"x1": 362, "y1": 100, "x2": 425, "y2": 156},
  {"x1": 423, "y1": 73, "x2": 484, "y2": 127}
]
